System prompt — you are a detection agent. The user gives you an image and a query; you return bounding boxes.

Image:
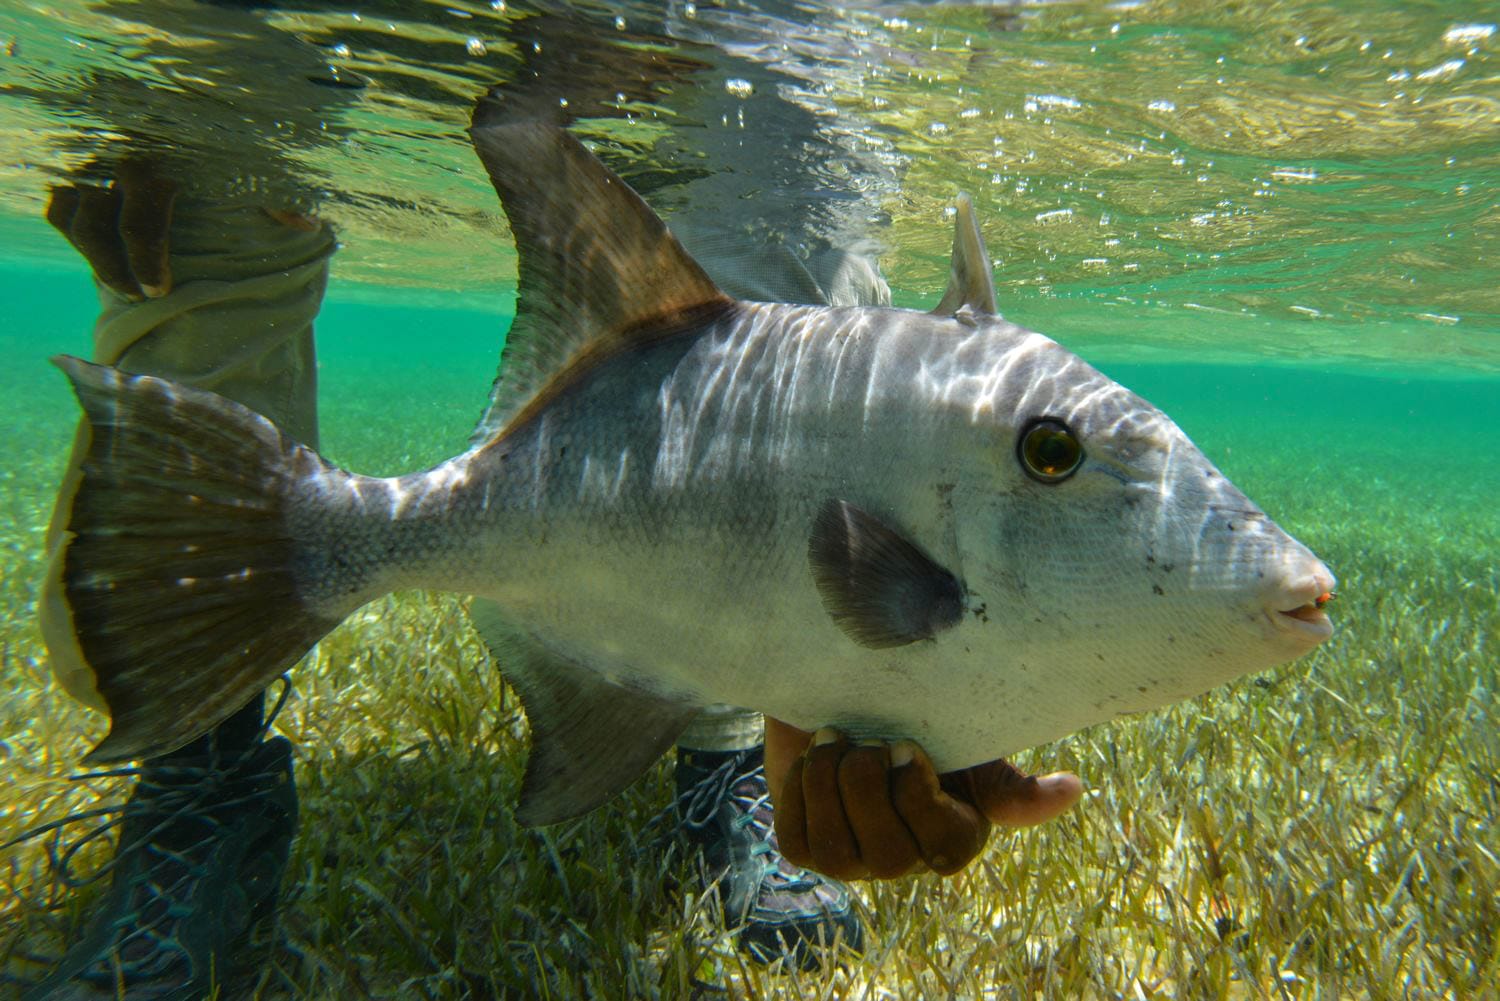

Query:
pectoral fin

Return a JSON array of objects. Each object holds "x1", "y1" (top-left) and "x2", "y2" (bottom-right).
[
  {"x1": 807, "y1": 500, "x2": 965, "y2": 649},
  {"x1": 469, "y1": 599, "x2": 699, "y2": 826}
]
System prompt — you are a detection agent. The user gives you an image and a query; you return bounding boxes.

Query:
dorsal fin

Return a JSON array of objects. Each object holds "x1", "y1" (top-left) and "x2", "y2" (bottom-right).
[
  {"x1": 930, "y1": 193, "x2": 997, "y2": 317},
  {"x1": 467, "y1": 113, "x2": 733, "y2": 444}
]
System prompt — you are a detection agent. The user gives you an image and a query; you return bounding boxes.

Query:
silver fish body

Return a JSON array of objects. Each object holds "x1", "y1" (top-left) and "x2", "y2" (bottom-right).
[
  {"x1": 293, "y1": 299, "x2": 1331, "y2": 772},
  {"x1": 47, "y1": 114, "x2": 1333, "y2": 823}
]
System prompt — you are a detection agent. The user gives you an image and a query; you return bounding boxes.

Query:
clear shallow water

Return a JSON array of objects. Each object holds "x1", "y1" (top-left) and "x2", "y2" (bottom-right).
[
  {"x1": 6, "y1": 261, "x2": 1498, "y2": 490},
  {"x1": 0, "y1": 2, "x2": 1497, "y2": 995}
]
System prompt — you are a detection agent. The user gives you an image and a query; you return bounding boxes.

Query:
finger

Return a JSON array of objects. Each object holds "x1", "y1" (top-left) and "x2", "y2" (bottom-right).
[
  {"x1": 837, "y1": 743, "x2": 921, "y2": 879},
  {"x1": 801, "y1": 729, "x2": 868, "y2": 881},
  {"x1": 963, "y1": 764, "x2": 1084, "y2": 828},
  {"x1": 70, "y1": 186, "x2": 141, "y2": 300},
  {"x1": 890, "y1": 741, "x2": 989, "y2": 875},
  {"x1": 773, "y1": 753, "x2": 813, "y2": 869},
  {"x1": 763, "y1": 716, "x2": 814, "y2": 813},
  {"x1": 117, "y1": 164, "x2": 176, "y2": 298}
]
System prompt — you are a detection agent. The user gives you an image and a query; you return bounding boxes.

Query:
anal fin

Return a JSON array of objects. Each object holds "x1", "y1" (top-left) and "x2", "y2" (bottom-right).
[{"x1": 469, "y1": 599, "x2": 699, "y2": 826}]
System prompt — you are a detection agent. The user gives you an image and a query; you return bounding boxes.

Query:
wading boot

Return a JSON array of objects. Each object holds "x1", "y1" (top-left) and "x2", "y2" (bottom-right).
[
  {"x1": 22, "y1": 699, "x2": 297, "y2": 1001},
  {"x1": 675, "y1": 745, "x2": 863, "y2": 969}
]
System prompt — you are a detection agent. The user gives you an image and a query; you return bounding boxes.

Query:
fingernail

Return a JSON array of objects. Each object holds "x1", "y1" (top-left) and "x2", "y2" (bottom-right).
[
  {"x1": 140, "y1": 283, "x2": 166, "y2": 299},
  {"x1": 890, "y1": 742, "x2": 915, "y2": 768},
  {"x1": 812, "y1": 727, "x2": 839, "y2": 747},
  {"x1": 1037, "y1": 772, "x2": 1085, "y2": 803},
  {"x1": 857, "y1": 739, "x2": 884, "y2": 748}
]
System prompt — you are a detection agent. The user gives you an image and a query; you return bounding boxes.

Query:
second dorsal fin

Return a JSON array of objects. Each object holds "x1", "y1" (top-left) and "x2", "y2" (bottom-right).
[
  {"x1": 467, "y1": 110, "x2": 733, "y2": 443},
  {"x1": 931, "y1": 193, "x2": 997, "y2": 317}
]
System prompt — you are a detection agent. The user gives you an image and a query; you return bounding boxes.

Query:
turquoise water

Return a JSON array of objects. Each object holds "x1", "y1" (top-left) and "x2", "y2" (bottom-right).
[
  {"x1": 8, "y1": 259, "x2": 1496, "y2": 549},
  {"x1": 1, "y1": 1, "x2": 1498, "y2": 996}
]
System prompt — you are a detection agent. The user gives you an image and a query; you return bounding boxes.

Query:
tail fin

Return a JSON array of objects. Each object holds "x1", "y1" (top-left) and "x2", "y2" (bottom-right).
[{"x1": 49, "y1": 356, "x2": 346, "y2": 764}]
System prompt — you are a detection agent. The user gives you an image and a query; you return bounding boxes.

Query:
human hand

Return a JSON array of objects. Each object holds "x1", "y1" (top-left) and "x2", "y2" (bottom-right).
[
  {"x1": 765, "y1": 718, "x2": 1083, "y2": 880},
  {"x1": 46, "y1": 161, "x2": 178, "y2": 301}
]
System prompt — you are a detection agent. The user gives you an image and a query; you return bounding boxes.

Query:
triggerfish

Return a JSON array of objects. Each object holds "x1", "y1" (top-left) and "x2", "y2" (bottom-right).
[{"x1": 43, "y1": 98, "x2": 1335, "y2": 825}]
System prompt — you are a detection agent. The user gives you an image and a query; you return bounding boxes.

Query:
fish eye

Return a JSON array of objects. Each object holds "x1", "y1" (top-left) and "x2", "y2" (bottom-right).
[{"x1": 1018, "y1": 419, "x2": 1084, "y2": 483}]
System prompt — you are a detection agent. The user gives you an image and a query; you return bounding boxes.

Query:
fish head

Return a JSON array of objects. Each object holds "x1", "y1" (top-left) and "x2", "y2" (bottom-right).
[{"x1": 947, "y1": 329, "x2": 1334, "y2": 726}]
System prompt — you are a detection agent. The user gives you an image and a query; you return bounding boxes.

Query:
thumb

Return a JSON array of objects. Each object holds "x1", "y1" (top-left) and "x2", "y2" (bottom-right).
[{"x1": 948, "y1": 760, "x2": 1084, "y2": 828}]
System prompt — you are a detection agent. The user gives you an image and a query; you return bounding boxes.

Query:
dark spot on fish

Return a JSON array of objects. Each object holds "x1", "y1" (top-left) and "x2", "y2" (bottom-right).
[
  {"x1": 558, "y1": 446, "x2": 568, "y2": 459},
  {"x1": 1138, "y1": 685, "x2": 1148, "y2": 693},
  {"x1": 1152, "y1": 584, "x2": 1165, "y2": 596},
  {"x1": 1163, "y1": 563, "x2": 1174, "y2": 573},
  {"x1": 936, "y1": 482, "x2": 955, "y2": 499},
  {"x1": 1145, "y1": 553, "x2": 1156, "y2": 564},
  {"x1": 1227, "y1": 521, "x2": 1236, "y2": 532},
  {"x1": 1255, "y1": 677, "x2": 1273, "y2": 689},
  {"x1": 1096, "y1": 653, "x2": 1105, "y2": 661},
  {"x1": 1167, "y1": 635, "x2": 1175, "y2": 643}
]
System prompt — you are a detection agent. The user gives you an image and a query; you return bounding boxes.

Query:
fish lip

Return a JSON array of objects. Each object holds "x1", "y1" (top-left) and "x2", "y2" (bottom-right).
[
  {"x1": 1268, "y1": 604, "x2": 1333, "y2": 641},
  {"x1": 1265, "y1": 571, "x2": 1336, "y2": 643}
]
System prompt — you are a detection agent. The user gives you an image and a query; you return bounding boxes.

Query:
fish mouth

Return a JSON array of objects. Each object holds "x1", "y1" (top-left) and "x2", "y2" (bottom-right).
[{"x1": 1266, "y1": 574, "x2": 1336, "y2": 643}]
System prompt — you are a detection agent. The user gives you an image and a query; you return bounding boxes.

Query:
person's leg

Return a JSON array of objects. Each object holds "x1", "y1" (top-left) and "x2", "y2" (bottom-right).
[
  {"x1": 26, "y1": 693, "x2": 296, "y2": 1000},
  {"x1": 675, "y1": 708, "x2": 863, "y2": 968},
  {"x1": 26, "y1": 193, "x2": 334, "y2": 1001}
]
